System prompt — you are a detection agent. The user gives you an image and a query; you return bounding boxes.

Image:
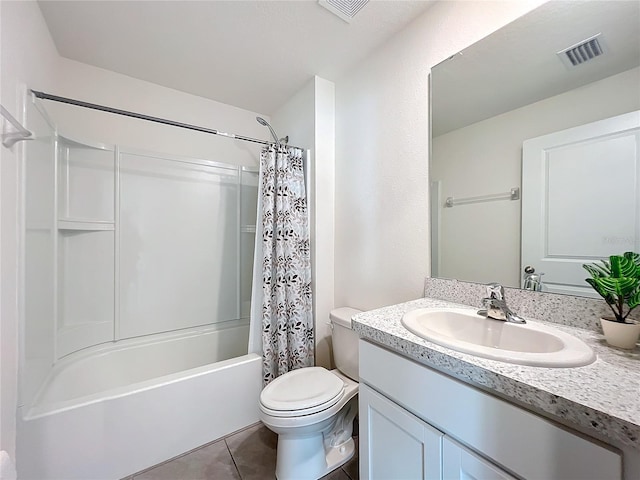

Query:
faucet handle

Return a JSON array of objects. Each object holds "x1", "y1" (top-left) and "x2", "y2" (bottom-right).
[{"x1": 486, "y1": 283, "x2": 504, "y2": 300}]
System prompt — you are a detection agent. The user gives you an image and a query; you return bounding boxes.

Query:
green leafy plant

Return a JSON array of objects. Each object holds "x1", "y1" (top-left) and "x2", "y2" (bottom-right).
[{"x1": 583, "y1": 252, "x2": 640, "y2": 323}]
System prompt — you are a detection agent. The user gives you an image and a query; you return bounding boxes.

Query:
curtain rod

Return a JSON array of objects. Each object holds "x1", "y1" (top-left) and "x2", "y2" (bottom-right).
[{"x1": 31, "y1": 90, "x2": 301, "y2": 149}]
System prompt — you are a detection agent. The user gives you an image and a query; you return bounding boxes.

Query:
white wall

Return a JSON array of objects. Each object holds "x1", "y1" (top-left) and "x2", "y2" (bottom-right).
[
  {"x1": 0, "y1": 0, "x2": 59, "y2": 463},
  {"x1": 432, "y1": 67, "x2": 640, "y2": 287},
  {"x1": 271, "y1": 76, "x2": 336, "y2": 369},
  {"x1": 271, "y1": 79, "x2": 315, "y2": 156},
  {"x1": 312, "y1": 78, "x2": 336, "y2": 368},
  {"x1": 334, "y1": 0, "x2": 547, "y2": 310}
]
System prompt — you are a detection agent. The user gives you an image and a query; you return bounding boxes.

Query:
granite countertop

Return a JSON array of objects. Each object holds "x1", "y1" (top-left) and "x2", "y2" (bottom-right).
[{"x1": 352, "y1": 297, "x2": 640, "y2": 452}]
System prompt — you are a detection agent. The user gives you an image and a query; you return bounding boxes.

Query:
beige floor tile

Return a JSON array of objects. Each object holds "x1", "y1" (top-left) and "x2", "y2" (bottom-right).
[
  {"x1": 225, "y1": 424, "x2": 277, "y2": 480},
  {"x1": 320, "y1": 468, "x2": 351, "y2": 480},
  {"x1": 342, "y1": 437, "x2": 359, "y2": 480},
  {"x1": 341, "y1": 457, "x2": 358, "y2": 480},
  {"x1": 134, "y1": 439, "x2": 240, "y2": 480}
]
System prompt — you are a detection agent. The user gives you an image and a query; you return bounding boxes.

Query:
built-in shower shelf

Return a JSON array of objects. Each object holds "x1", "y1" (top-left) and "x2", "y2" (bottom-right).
[
  {"x1": 241, "y1": 225, "x2": 256, "y2": 234},
  {"x1": 58, "y1": 219, "x2": 115, "y2": 231}
]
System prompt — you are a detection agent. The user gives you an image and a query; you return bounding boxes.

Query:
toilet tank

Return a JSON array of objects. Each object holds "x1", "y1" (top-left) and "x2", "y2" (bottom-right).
[{"x1": 330, "y1": 307, "x2": 362, "y2": 381}]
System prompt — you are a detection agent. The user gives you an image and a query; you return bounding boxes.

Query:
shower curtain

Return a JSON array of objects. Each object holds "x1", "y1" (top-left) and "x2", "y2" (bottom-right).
[{"x1": 249, "y1": 143, "x2": 313, "y2": 385}]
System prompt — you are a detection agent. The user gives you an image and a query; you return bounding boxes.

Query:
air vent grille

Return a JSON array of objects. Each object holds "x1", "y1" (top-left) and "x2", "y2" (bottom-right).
[
  {"x1": 318, "y1": 0, "x2": 369, "y2": 23},
  {"x1": 558, "y1": 35, "x2": 604, "y2": 67}
]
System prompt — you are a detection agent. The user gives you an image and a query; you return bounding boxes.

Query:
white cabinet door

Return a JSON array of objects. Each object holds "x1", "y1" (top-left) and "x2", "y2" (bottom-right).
[
  {"x1": 443, "y1": 437, "x2": 515, "y2": 480},
  {"x1": 360, "y1": 383, "x2": 443, "y2": 480}
]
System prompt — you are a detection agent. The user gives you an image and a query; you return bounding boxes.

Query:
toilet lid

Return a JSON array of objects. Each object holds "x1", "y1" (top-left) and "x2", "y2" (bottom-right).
[{"x1": 260, "y1": 367, "x2": 344, "y2": 413}]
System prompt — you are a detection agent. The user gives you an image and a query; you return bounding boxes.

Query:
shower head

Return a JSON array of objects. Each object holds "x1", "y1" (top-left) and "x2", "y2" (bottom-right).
[{"x1": 256, "y1": 116, "x2": 281, "y2": 144}]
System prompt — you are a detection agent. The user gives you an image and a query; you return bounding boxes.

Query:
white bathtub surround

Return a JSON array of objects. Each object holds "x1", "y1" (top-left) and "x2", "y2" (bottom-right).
[
  {"x1": 253, "y1": 144, "x2": 313, "y2": 385},
  {"x1": 17, "y1": 324, "x2": 261, "y2": 480},
  {"x1": 21, "y1": 99, "x2": 262, "y2": 409},
  {"x1": 16, "y1": 98, "x2": 265, "y2": 479}
]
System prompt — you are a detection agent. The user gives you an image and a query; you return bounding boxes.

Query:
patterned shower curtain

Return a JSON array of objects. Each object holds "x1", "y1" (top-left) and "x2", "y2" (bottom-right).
[{"x1": 257, "y1": 143, "x2": 313, "y2": 385}]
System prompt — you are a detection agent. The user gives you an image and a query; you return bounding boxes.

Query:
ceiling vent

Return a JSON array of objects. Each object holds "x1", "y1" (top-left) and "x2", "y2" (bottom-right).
[
  {"x1": 557, "y1": 34, "x2": 605, "y2": 67},
  {"x1": 318, "y1": 0, "x2": 369, "y2": 23}
]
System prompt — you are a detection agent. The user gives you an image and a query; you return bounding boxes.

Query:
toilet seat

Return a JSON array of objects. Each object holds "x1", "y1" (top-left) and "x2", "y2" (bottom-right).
[{"x1": 260, "y1": 367, "x2": 345, "y2": 417}]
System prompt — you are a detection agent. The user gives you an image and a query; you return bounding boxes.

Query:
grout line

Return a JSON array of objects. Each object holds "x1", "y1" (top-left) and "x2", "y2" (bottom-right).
[
  {"x1": 341, "y1": 465, "x2": 354, "y2": 480},
  {"x1": 224, "y1": 437, "x2": 244, "y2": 480}
]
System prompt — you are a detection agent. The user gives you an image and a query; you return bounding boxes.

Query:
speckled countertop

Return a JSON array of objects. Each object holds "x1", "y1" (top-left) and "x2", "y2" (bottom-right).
[{"x1": 352, "y1": 297, "x2": 640, "y2": 452}]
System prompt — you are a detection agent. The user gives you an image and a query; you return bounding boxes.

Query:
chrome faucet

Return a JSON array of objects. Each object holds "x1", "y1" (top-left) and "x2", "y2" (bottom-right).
[{"x1": 477, "y1": 283, "x2": 526, "y2": 324}]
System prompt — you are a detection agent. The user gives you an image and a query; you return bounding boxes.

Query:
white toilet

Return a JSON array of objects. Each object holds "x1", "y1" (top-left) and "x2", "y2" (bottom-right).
[{"x1": 259, "y1": 307, "x2": 361, "y2": 480}]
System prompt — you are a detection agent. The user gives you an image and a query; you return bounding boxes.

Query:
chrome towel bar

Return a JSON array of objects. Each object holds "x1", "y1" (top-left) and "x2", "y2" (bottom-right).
[{"x1": 445, "y1": 187, "x2": 520, "y2": 208}]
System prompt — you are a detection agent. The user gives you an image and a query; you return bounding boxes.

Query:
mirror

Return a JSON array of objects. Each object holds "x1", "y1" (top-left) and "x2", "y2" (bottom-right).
[{"x1": 430, "y1": 0, "x2": 640, "y2": 296}]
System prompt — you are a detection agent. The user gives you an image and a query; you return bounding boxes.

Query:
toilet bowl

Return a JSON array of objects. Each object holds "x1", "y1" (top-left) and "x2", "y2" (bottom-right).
[{"x1": 259, "y1": 307, "x2": 361, "y2": 480}]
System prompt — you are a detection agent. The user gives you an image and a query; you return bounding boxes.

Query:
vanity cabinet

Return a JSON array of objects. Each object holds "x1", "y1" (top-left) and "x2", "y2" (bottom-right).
[
  {"x1": 442, "y1": 437, "x2": 515, "y2": 480},
  {"x1": 360, "y1": 383, "x2": 443, "y2": 479},
  {"x1": 359, "y1": 340, "x2": 622, "y2": 480},
  {"x1": 360, "y1": 383, "x2": 515, "y2": 480}
]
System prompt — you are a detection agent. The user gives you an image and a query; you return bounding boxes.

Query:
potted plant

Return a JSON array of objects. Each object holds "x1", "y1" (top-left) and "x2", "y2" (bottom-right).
[{"x1": 583, "y1": 251, "x2": 640, "y2": 349}]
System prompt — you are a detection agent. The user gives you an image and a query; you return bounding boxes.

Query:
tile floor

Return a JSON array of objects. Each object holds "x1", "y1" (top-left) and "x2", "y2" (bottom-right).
[{"x1": 125, "y1": 423, "x2": 359, "y2": 480}]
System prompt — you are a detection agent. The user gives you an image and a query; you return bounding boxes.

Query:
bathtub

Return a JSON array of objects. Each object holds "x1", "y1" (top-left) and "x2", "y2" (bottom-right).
[{"x1": 17, "y1": 321, "x2": 262, "y2": 480}]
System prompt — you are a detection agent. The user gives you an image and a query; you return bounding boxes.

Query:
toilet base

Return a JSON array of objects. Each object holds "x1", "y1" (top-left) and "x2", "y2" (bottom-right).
[
  {"x1": 262, "y1": 371, "x2": 359, "y2": 480},
  {"x1": 325, "y1": 436, "x2": 356, "y2": 474},
  {"x1": 275, "y1": 435, "x2": 355, "y2": 480}
]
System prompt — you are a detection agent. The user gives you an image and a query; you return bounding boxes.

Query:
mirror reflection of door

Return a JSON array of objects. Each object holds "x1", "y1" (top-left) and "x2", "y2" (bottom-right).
[
  {"x1": 430, "y1": 1, "x2": 640, "y2": 295},
  {"x1": 521, "y1": 110, "x2": 640, "y2": 296}
]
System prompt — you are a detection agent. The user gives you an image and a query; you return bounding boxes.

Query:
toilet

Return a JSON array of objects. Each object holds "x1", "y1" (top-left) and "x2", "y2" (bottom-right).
[{"x1": 259, "y1": 307, "x2": 361, "y2": 480}]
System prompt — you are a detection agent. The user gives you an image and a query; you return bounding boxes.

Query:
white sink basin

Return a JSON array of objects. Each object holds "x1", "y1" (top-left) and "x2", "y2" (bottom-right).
[{"x1": 401, "y1": 308, "x2": 595, "y2": 367}]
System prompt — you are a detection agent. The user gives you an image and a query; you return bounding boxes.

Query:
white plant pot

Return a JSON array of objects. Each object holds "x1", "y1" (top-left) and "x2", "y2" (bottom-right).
[{"x1": 600, "y1": 318, "x2": 640, "y2": 349}]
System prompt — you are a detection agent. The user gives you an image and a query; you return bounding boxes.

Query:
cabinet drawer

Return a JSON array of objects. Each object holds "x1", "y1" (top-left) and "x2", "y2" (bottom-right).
[{"x1": 360, "y1": 340, "x2": 622, "y2": 480}]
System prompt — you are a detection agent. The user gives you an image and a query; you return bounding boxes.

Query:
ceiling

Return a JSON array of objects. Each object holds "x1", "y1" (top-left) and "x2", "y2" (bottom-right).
[
  {"x1": 431, "y1": 0, "x2": 640, "y2": 136},
  {"x1": 38, "y1": 0, "x2": 435, "y2": 115}
]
